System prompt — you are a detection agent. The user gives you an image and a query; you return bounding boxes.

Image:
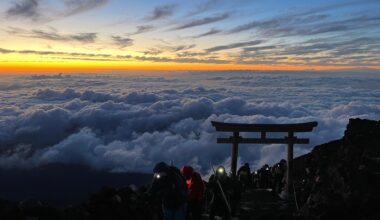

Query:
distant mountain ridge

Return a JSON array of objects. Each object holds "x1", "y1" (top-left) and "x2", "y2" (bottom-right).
[{"x1": 0, "y1": 163, "x2": 151, "y2": 205}]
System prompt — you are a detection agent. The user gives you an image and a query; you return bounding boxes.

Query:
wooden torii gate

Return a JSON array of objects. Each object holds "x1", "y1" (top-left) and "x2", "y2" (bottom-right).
[{"x1": 211, "y1": 121, "x2": 318, "y2": 194}]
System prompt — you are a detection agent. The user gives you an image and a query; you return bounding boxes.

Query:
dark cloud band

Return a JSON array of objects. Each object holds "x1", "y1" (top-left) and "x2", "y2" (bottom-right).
[
  {"x1": 206, "y1": 40, "x2": 263, "y2": 52},
  {"x1": 172, "y1": 13, "x2": 230, "y2": 30}
]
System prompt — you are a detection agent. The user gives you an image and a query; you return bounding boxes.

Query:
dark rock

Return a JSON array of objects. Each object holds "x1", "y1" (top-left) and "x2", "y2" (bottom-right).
[{"x1": 293, "y1": 118, "x2": 380, "y2": 220}]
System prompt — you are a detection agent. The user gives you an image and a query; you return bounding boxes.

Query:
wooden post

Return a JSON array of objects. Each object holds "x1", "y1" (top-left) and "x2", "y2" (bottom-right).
[
  {"x1": 261, "y1": 131, "x2": 266, "y2": 139},
  {"x1": 286, "y1": 132, "x2": 294, "y2": 194},
  {"x1": 231, "y1": 132, "x2": 239, "y2": 177}
]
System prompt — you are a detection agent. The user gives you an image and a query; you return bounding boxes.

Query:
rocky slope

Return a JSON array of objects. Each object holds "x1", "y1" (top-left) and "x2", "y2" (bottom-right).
[{"x1": 293, "y1": 118, "x2": 380, "y2": 220}]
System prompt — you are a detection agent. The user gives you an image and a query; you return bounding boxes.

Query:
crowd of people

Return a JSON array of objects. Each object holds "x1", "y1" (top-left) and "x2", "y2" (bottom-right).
[
  {"x1": 149, "y1": 161, "x2": 289, "y2": 220},
  {"x1": 237, "y1": 160, "x2": 288, "y2": 195}
]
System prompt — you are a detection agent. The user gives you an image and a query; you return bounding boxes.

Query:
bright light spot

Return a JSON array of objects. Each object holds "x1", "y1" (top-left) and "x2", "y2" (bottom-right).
[{"x1": 154, "y1": 173, "x2": 161, "y2": 179}]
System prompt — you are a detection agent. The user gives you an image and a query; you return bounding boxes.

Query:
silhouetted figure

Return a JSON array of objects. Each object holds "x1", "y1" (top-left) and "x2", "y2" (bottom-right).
[
  {"x1": 180, "y1": 166, "x2": 205, "y2": 220},
  {"x1": 149, "y1": 162, "x2": 187, "y2": 220},
  {"x1": 208, "y1": 166, "x2": 232, "y2": 220},
  {"x1": 272, "y1": 159, "x2": 286, "y2": 193},
  {"x1": 258, "y1": 164, "x2": 271, "y2": 188},
  {"x1": 237, "y1": 163, "x2": 251, "y2": 190},
  {"x1": 252, "y1": 170, "x2": 259, "y2": 188},
  {"x1": 229, "y1": 175, "x2": 242, "y2": 216}
]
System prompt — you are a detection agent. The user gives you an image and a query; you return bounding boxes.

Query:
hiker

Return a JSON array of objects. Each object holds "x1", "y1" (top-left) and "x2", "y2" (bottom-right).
[
  {"x1": 272, "y1": 159, "x2": 286, "y2": 193},
  {"x1": 252, "y1": 170, "x2": 259, "y2": 188},
  {"x1": 149, "y1": 162, "x2": 188, "y2": 220},
  {"x1": 181, "y1": 166, "x2": 205, "y2": 220},
  {"x1": 208, "y1": 166, "x2": 232, "y2": 220},
  {"x1": 229, "y1": 174, "x2": 242, "y2": 216},
  {"x1": 259, "y1": 164, "x2": 271, "y2": 188},
  {"x1": 237, "y1": 163, "x2": 251, "y2": 190}
]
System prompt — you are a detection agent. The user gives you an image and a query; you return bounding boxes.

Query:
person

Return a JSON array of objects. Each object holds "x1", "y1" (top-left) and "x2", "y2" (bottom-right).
[
  {"x1": 229, "y1": 175, "x2": 242, "y2": 216},
  {"x1": 208, "y1": 166, "x2": 232, "y2": 220},
  {"x1": 181, "y1": 166, "x2": 205, "y2": 220},
  {"x1": 237, "y1": 163, "x2": 251, "y2": 190},
  {"x1": 272, "y1": 159, "x2": 286, "y2": 193},
  {"x1": 149, "y1": 162, "x2": 188, "y2": 220},
  {"x1": 259, "y1": 164, "x2": 271, "y2": 188},
  {"x1": 252, "y1": 170, "x2": 259, "y2": 188}
]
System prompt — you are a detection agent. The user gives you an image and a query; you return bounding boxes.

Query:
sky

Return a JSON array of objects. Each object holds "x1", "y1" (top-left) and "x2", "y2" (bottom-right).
[{"x1": 0, "y1": 0, "x2": 380, "y2": 73}]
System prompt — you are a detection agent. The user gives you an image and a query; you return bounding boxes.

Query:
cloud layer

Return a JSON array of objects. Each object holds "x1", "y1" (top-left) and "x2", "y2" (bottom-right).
[
  {"x1": 147, "y1": 4, "x2": 177, "y2": 21},
  {"x1": 5, "y1": 0, "x2": 109, "y2": 21},
  {"x1": 172, "y1": 13, "x2": 230, "y2": 30},
  {"x1": 0, "y1": 71, "x2": 379, "y2": 174},
  {"x1": 6, "y1": 0, "x2": 40, "y2": 20}
]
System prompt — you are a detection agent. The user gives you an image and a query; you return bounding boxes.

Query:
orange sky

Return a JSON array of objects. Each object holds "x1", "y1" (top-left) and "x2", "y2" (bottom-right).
[
  {"x1": 1, "y1": 0, "x2": 379, "y2": 73},
  {"x1": 0, "y1": 63, "x2": 366, "y2": 73},
  {"x1": 2, "y1": 60, "x2": 379, "y2": 74}
]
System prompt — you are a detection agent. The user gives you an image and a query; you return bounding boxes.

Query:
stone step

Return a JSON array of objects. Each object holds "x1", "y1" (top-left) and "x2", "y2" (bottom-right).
[
  {"x1": 202, "y1": 188, "x2": 295, "y2": 219},
  {"x1": 237, "y1": 188, "x2": 294, "y2": 220}
]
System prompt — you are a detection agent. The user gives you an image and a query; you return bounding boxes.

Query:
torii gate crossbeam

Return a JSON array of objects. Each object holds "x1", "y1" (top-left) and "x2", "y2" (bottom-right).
[{"x1": 211, "y1": 121, "x2": 318, "y2": 194}]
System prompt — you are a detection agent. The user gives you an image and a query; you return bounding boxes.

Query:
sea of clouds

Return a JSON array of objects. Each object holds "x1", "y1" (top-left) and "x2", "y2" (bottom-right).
[{"x1": 0, "y1": 71, "x2": 379, "y2": 174}]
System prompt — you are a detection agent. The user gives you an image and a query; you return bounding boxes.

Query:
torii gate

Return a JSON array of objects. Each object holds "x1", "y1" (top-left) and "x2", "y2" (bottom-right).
[{"x1": 211, "y1": 121, "x2": 318, "y2": 194}]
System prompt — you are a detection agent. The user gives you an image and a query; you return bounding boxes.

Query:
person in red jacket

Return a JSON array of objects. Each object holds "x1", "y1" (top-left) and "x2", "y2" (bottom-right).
[{"x1": 181, "y1": 166, "x2": 205, "y2": 220}]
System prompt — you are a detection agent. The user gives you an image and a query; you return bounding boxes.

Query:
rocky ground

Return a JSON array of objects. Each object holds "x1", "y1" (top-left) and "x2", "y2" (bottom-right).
[
  {"x1": 237, "y1": 189, "x2": 294, "y2": 220},
  {"x1": 292, "y1": 118, "x2": 380, "y2": 220},
  {"x1": 0, "y1": 118, "x2": 379, "y2": 220}
]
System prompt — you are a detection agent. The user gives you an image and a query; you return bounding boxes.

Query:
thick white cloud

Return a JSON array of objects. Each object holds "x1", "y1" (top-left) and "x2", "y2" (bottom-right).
[{"x1": 0, "y1": 71, "x2": 379, "y2": 174}]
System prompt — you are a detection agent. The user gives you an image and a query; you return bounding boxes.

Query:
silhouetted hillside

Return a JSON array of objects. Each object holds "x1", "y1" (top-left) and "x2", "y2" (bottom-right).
[
  {"x1": 0, "y1": 164, "x2": 151, "y2": 205},
  {"x1": 292, "y1": 118, "x2": 380, "y2": 219}
]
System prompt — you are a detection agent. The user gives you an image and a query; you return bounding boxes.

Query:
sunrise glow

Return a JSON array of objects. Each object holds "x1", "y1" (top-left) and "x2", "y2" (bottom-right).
[{"x1": 0, "y1": 0, "x2": 379, "y2": 73}]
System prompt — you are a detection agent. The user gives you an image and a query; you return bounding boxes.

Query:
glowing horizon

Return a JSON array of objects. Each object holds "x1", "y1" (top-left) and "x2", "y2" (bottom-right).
[{"x1": 1, "y1": 0, "x2": 379, "y2": 73}]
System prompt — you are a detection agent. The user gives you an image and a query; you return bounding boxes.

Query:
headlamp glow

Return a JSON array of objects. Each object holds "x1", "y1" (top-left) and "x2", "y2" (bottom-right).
[
  {"x1": 154, "y1": 172, "x2": 166, "y2": 179},
  {"x1": 266, "y1": 167, "x2": 269, "y2": 171},
  {"x1": 217, "y1": 167, "x2": 225, "y2": 174}
]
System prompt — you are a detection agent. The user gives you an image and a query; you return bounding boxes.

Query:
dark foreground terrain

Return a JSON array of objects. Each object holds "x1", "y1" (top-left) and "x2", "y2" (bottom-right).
[
  {"x1": 0, "y1": 118, "x2": 379, "y2": 220},
  {"x1": 0, "y1": 164, "x2": 151, "y2": 205}
]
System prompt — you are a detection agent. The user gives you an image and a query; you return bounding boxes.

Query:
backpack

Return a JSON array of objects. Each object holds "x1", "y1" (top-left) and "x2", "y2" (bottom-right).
[{"x1": 163, "y1": 166, "x2": 188, "y2": 208}]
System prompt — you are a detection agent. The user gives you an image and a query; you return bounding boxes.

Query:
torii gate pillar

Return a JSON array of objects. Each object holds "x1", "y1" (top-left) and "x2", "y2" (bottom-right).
[
  {"x1": 211, "y1": 121, "x2": 318, "y2": 195},
  {"x1": 231, "y1": 132, "x2": 239, "y2": 177},
  {"x1": 286, "y1": 132, "x2": 294, "y2": 194}
]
